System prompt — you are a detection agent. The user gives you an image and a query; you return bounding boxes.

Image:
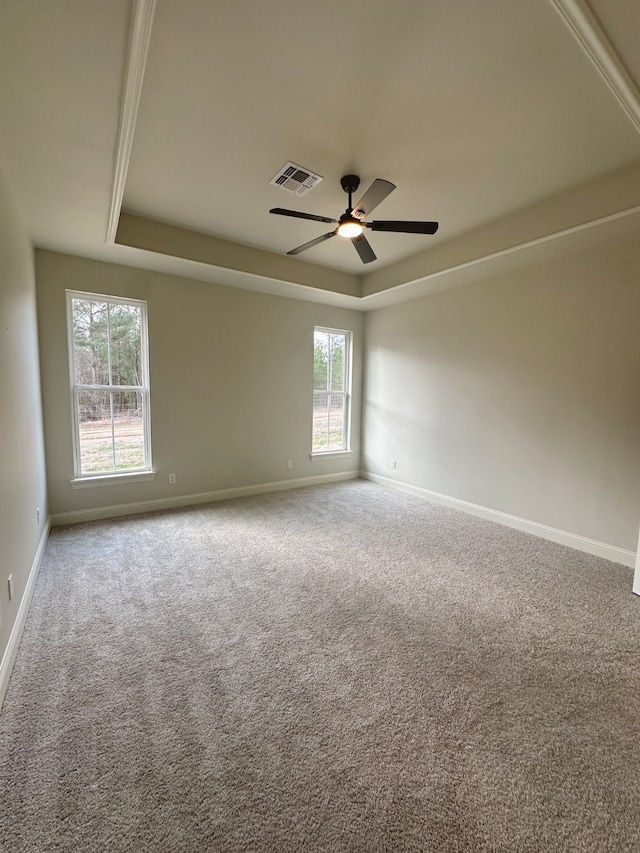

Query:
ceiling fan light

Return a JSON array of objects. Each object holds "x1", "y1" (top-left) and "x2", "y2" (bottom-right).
[{"x1": 337, "y1": 220, "x2": 363, "y2": 238}]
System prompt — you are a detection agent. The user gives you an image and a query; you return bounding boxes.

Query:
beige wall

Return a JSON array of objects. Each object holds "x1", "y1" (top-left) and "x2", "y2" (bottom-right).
[
  {"x1": 36, "y1": 250, "x2": 363, "y2": 519},
  {"x1": 363, "y1": 232, "x2": 640, "y2": 552},
  {"x1": 0, "y1": 166, "x2": 48, "y2": 676}
]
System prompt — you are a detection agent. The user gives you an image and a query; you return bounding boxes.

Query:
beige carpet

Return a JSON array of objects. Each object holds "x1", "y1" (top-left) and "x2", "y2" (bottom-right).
[{"x1": 1, "y1": 480, "x2": 639, "y2": 852}]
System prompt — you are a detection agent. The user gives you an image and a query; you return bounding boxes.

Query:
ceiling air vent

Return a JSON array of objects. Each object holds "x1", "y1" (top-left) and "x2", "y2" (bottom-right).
[{"x1": 270, "y1": 162, "x2": 323, "y2": 196}]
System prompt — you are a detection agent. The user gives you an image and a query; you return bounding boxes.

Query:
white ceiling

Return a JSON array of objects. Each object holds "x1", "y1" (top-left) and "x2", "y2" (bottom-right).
[{"x1": 1, "y1": 0, "x2": 639, "y2": 307}]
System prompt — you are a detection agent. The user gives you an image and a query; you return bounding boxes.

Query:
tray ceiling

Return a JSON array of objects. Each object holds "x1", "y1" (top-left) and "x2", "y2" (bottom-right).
[{"x1": 0, "y1": 0, "x2": 639, "y2": 306}]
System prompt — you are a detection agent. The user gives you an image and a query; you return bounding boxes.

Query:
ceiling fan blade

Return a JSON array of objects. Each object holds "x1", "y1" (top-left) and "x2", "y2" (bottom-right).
[
  {"x1": 352, "y1": 179, "x2": 396, "y2": 219},
  {"x1": 270, "y1": 207, "x2": 337, "y2": 224},
  {"x1": 369, "y1": 220, "x2": 439, "y2": 235},
  {"x1": 351, "y1": 233, "x2": 377, "y2": 264},
  {"x1": 287, "y1": 230, "x2": 337, "y2": 256}
]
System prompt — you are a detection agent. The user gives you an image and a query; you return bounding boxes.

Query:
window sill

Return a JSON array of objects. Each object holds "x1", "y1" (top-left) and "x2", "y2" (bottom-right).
[
  {"x1": 310, "y1": 450, "x2": 353, "y2": 460},
  {"x1": 70, "y1": 471, "x2": 156, "y2": 490}
]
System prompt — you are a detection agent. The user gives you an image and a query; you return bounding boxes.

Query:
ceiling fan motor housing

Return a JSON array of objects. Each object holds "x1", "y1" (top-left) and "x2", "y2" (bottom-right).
[{"x1": 340, "y1": 174, "x2": 361, "y2": 197}]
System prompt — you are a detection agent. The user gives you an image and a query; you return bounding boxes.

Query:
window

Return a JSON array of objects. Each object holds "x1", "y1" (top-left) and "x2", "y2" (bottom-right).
[
  {"x1": 67, "y1": 291, "x2": 151, "y2": 479},
  {"x1": 312, "y1": 327, "x2": 352, "y2": 454}
]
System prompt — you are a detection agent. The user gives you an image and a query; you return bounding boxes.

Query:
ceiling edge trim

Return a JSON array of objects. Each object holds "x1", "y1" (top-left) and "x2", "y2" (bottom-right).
[
  {"x1": 361, "y1": 202, "x2": 640, "y2": 306},
  {"x1": 105, "y1": 0, "x2": 157, "y2": 244},
  {"x1": 549, "y1": 0, "x2": 640, "y2": 135}
]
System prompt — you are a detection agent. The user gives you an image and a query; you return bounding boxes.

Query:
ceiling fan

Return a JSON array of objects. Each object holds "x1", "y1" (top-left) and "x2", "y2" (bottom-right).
[{"x1": 269, "y1": 174, "x2": 439, "y2": 264}]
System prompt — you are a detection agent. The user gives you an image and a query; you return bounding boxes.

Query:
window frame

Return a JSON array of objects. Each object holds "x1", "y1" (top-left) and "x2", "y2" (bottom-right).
[
  {"x1": 66, "y1": 290, "x2": 153, "y2": 483},
  {"x1": 311, "y1": 325, "x2": 353, "y2": 457}
]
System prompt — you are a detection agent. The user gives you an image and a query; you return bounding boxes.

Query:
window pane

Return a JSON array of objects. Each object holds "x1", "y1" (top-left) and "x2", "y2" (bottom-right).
[
  {"x1": 77, "y1": 389, "x2": 115, "y2": 474},
  {"x1": 113, "y1": 391, "x2": 145, "y2": 470},
  {"x1": 77, "y1": 390, "x2": 146, "y2": 474},
  {"x1": 109, "y1": 303, "x2": 142, "y2": 387},
  {"x1": 313, "y1": 392, "x2": 329, "y2": 451},
  {"x1": 313, "y1": 330, "x2": 329, "y2": 391},
  {"x1": 328, "y1": 333, "x2": 346, "y2": 392},
  {"x1": 73, "y1": 299, "x2": 110, "y2": 385},
  {"x1": 327, "y1": 392, "x2": 346, "y2": 450},
  {"x1": 312, "y1": 392, "x2": 346, "y2": 452}
]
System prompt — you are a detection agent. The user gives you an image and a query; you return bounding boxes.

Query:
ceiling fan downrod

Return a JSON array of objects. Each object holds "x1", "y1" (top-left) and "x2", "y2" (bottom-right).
[{"x1": 340, "y1": 174, "x2": 361, "y2": 213}]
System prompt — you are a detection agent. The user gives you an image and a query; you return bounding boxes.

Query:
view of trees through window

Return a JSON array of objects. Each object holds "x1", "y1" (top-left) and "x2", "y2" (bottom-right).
[
  {"x1": 70, "y1": 295, "x2": 149, "y2": 475},
  {"x1": 313, "y1": 328, "x2": 350, "y2": 452}
]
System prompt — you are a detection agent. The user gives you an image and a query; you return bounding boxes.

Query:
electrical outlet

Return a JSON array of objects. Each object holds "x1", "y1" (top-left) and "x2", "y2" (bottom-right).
[
  {"x1": 286, "y1": 460, "x2": 293, "y2": 470},
  {"x1": 36, "y1": 507, "x2": 40, "y2": 524},
  {"x1": 168, "y1": 473, "x2": 177, "y2": 484},
  {"x1": 390, "y1": 460, "x2": 397, "y2": 470},
  {"x1": 7, "y1": 574, "x2": 14, "y2": 601}
]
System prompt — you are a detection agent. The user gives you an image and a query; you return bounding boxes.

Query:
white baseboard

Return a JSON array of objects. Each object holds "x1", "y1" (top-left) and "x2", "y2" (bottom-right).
[
  {"x1": 362, "y1": 472, "x2": 636, "y2": 568},
  {"x1": 50, "y1": 470, "x2": 360, "y2": 526},
  {"x1": 0, "y1": 519, "x2": 50, "y2": 710}
]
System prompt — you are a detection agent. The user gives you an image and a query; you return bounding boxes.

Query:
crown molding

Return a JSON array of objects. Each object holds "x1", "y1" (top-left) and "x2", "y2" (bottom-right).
[
  {"x1": 549, "y1": 0, "x2": 640, "y2": 135},
  {"x1": 106, "y1": 0, "x2": 157, "y2": 244}
]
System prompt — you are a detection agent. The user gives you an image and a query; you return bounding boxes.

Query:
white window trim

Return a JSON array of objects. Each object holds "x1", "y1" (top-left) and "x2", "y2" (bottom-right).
[
  {"x1": 70, "y1": 471, "x2": 156, "y2": 489},
  {"x1": 312, "y1": 326, "x2": 353, "y2": 456},
  {"x1": 66, "y1": 290, "x2": 152, "y2": 482},
  {"x1": 309, "y1": 450, "x2": 354, "y2": 461}
]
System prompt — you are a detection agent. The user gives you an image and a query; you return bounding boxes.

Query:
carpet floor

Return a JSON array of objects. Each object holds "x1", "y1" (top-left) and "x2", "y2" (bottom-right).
[{"x1": 1, "y1": 480, "x2": 639, "y2": 852}]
